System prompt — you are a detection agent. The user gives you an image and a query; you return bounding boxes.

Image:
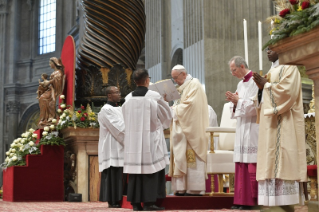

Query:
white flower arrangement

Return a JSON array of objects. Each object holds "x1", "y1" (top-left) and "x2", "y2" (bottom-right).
[
  {"x1": 44, "y1": 126, "x2": 50, "y2": 132},
  {"x1": 60, "y1": 95, "x2": 65, "y2": 99},
  {"x1": 1, "y1": 128, "x2": 40, "y2": 169}
]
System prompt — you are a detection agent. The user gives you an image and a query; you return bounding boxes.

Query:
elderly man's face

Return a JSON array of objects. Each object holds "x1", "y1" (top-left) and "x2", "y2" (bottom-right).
[
  {"x1": 171, "y1": 70, "x2": 186, "y2": 86},
  {"x1": 229, "y1": 61, "x2": 246, "y2": 79}
]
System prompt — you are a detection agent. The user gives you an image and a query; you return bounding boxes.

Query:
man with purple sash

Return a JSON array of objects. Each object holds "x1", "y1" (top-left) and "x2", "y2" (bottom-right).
[{"x1": 225, "y1": 56, "x2": 259, "y2": 210}]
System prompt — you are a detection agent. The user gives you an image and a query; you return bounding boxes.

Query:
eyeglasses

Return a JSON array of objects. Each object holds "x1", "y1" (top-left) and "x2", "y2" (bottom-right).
[
  {"x1": 171, "y1": 72, "x2": 182, "y2": 80},
  {"x1": 230, "y1": 67, "x2": 237, "y2": 74}
]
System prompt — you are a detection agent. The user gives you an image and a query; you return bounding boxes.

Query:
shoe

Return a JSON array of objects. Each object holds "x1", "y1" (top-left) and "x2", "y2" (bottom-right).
[
  {"x1": 238, "y1": 205, "x2": 252, "y2": 210},
  {"x1": 184, "y1": 193, "x2": 203, "y2": 196},
  {"x1": 231, "y1": 205, "x2": 239, "y2": 209},
  {"x1": 143, "y1": 205, "x2": 165, "y2": 211},
  {"x1": 132, "y1": 203, "x2": 143, "y2": 211},
  {"x1": 108, "y1": 204, "x2": 121, "y2": 208},
  {"x1": 174, "y1": 192, "x2": 185, "y2": 196}
]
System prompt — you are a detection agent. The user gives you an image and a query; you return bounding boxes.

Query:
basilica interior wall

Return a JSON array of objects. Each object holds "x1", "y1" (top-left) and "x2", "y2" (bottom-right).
[
  {"x1": 203, "y1": 0, "x2": 274, "y2": 123},
  {"x1": 0, "y1": 0, "x2": 80, "y2": 185}
]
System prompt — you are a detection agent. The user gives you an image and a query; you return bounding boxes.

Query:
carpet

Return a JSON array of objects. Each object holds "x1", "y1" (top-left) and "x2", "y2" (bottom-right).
[{"x1": 0, "y1": 200, "x2": 309, "y2": 212}]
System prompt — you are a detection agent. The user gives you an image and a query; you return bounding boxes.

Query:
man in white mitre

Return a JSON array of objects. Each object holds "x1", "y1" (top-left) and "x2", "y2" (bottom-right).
[
  {"x1": 122, "y1": 69, "x2": 172, "y2": 211},
  {"x1": 253, "y1": 48, "x2": 307, "y2": 208},
  {"x1": 226, "y1": 56, "x2": 259, "y2": 210},
  {"x1": 168, "y1": 64, "x2": 209, "y2": 196},
  {"x1": 98, "y1": 86, "x2": 125, "y2": 208}
]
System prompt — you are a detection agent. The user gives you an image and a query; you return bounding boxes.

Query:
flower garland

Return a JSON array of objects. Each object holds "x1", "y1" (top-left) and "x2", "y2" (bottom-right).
[{"x1": 263, "y1": 0, "x2": 319, "y2": 49}]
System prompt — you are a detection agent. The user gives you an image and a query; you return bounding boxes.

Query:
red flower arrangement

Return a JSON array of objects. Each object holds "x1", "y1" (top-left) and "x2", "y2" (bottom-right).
[
  {"x1": 301, "y1": 1, "x2": 310, "y2": 9},
  {"x1": 80, "y1": 117, "x2": 85, "y2": 121},
  {"x1": 81, "y1": 106, "x2": 85, "y2": 110},
  {"x1": 289, "y1": 0, "x2": 299, "y2": 5},
  {"x1": 279, "y1": 8, "x2": 290, "y2": 17}
]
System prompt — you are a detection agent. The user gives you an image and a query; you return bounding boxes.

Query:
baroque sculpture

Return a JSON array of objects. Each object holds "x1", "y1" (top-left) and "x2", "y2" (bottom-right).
[{"x1": 38, "y1": 57, "x2": 65, "y2": 128}]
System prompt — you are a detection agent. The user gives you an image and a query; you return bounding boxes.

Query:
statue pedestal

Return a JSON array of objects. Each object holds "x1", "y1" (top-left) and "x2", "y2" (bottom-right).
[
  {"x1": 271, "y1": 26, "x2": 319, "y2": 203},
  {"x1": 61, "y1": 128, "x2": 99, "y2": 202}
]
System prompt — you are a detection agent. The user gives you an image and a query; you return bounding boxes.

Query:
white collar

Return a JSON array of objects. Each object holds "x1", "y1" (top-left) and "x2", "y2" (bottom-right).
[
  {"x1": 185, "y1": 74, "x2": 192, "y2": 81},
  {"x1": 271, "y1": 60, "x2": 279, "y2": 68}
]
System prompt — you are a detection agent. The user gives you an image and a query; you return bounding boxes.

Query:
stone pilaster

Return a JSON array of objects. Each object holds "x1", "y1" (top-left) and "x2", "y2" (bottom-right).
[
  {"x1": 6, "y1": 101, "x2": 20, "y2": 145},
  {"x1": 0, "y1": 0, "x2": 8, "y2": 186}
]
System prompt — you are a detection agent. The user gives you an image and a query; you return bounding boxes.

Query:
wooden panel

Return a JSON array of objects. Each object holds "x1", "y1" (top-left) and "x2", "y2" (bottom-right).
[{"x1": 89, "y1": 156, "x2": 100, "y2": 202}]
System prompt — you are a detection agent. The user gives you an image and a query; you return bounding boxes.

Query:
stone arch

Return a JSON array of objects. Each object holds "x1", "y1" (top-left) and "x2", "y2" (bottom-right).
[
  {"x1": 170, "y1": 48, "x2": 183, "y2": 77},
  {"x1": 18, "y1": 103, "x2": 40, "y2": 135}
]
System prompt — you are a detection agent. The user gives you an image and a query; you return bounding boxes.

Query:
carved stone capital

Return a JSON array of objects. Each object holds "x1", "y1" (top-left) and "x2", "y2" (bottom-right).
[
  {"x1": 6, "y1": 101, "x2": 20, "y2": 114},
  {"x1": 27, "y1": 0, "x2": 33, "y2": 11}
]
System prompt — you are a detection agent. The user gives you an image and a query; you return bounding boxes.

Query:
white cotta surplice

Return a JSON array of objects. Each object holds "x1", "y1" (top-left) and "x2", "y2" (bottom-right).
[
  {"x1": 122, "y1": 90, "x2": 172, "y2": 174},
  {"x1": 98, "y1": 104, "x2": 125, "y2": 172},
  {"x1": 229, "y1": 75, "x2": 259, "y2": 163}
]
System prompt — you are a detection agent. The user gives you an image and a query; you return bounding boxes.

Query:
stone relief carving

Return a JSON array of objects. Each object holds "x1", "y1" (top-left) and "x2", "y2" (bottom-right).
[
  {"x1": 64, "y1": 150, "x2": 76, "y2": 201},
  {"x1": 6, "y1": 101, "x2": 20, "y2": 114}
]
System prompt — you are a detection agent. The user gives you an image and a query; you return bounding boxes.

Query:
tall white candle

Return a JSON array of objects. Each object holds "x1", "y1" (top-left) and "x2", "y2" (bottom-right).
[
  {"x1": 243, "y1": 19, "x2": 249, "y2": 66},
  {"x1": 258, "y1": 21, "x2": 262, "y2": 71}
]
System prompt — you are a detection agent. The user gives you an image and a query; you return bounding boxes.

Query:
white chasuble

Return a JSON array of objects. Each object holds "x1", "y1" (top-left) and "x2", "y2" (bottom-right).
[
  {"x1": 255, "y1": 64, "x2": 307, "y2": 182},
  {"x1": 169, "y1": 75, "x2": 209, "y2": 192},
  {"x1": 255, "y1": 63, "x2": 307, "y2": 206},
  {"x1": 230, "y1": 76, "x2": 259, "y2": 163},
  {"x1": 122, "y1": 90, "x2": 171, "y2": 174},
  {"x1": 98, "y1": 105, "x2": 125, "y2": 172}
]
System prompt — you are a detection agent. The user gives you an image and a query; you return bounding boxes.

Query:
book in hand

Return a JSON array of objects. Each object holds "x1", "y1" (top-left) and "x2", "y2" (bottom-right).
[{"x1": 148, "y1": 79, "x2": 181, "y2": 101}]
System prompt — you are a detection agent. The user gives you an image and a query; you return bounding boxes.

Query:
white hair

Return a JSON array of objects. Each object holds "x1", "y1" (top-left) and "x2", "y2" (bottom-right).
[{"x1": 172, "y1": 64, "x2": 187, "y2": 73}]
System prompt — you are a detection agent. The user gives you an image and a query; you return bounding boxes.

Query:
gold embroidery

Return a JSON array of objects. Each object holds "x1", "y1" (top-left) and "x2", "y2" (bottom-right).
[{"x1": 186, "y1": 149, "x2": 196, "y2": 168}]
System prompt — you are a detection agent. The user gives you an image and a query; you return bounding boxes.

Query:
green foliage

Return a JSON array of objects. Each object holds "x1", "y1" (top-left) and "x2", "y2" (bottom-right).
[
  {"x1": 264, "y1": 3, "x2": 319, "y2": 49},
  {"x1": 38, "y1": 132, "x2": 66, "y2": 146}
]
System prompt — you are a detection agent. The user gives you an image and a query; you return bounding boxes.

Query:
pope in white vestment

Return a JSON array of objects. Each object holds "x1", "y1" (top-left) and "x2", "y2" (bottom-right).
[
  {"x1": 253, "y1": 49, "x2": 307, "y2": 207},
  {"x1": 168, "y1": 65, "x2": 209, "y2": 196},
  {"x1": 122, "y1": 69, "x2": 171, "y2": 211},
  {"x1": 98, "y1": 86, "x2": 125, "y2": 208}
]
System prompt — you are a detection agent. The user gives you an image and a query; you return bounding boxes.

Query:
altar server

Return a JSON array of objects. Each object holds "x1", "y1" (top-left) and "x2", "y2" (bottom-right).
[
  {"x1": 98, "y1": 86, "x2": 125, "y2": 208},
  {"x1": 122, "y1": 69, "x2": 172, "y2": 211},
  {"x1": 226, "y1": 56, "x2": 259, "y2": 210}
]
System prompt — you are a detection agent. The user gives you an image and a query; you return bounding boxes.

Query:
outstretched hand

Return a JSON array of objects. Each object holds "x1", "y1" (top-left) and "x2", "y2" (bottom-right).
[{"x1": 253, "y1": 72, "x2": 267, "y2": 90}]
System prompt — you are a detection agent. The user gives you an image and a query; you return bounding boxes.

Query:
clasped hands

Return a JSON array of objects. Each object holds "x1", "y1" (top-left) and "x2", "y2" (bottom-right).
[
  {"x1": 252, "y1": 72, "x2": 267, "y2": 90},
  {"x1": 226, "y1": 72, "x2": 268, "y2": 105}
]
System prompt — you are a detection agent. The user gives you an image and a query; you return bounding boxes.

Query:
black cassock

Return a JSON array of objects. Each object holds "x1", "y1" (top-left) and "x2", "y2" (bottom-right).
[
  {"x1": 99, "y1": 166, "x2": 128, "y2": 203},
  {"x1": 126, "y1": 86, "x2": 166, "y2": 204}
]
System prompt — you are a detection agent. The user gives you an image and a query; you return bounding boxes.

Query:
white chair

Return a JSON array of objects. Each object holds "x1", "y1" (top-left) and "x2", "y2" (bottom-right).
[{"x1": 206, "y1": 102, "x2": 236, "y2": 196}]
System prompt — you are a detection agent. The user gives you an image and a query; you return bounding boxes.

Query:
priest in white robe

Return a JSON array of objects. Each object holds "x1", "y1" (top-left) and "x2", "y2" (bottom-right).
[
  {"x1": 122, "y1": 69, "x2": 171, "y2": 211},
  {"x1": 98, "y1": 86, "x2": 125, "y2": 208},
  {"x1": 253, "y1": 48, "x2": 307, "y2": 207},
  {"x1": 226, "y1": 56, "x2": 259, "y2": 210},
  {"x1": 168, "y1": 65, "x2": 209, "y2": 196}
]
